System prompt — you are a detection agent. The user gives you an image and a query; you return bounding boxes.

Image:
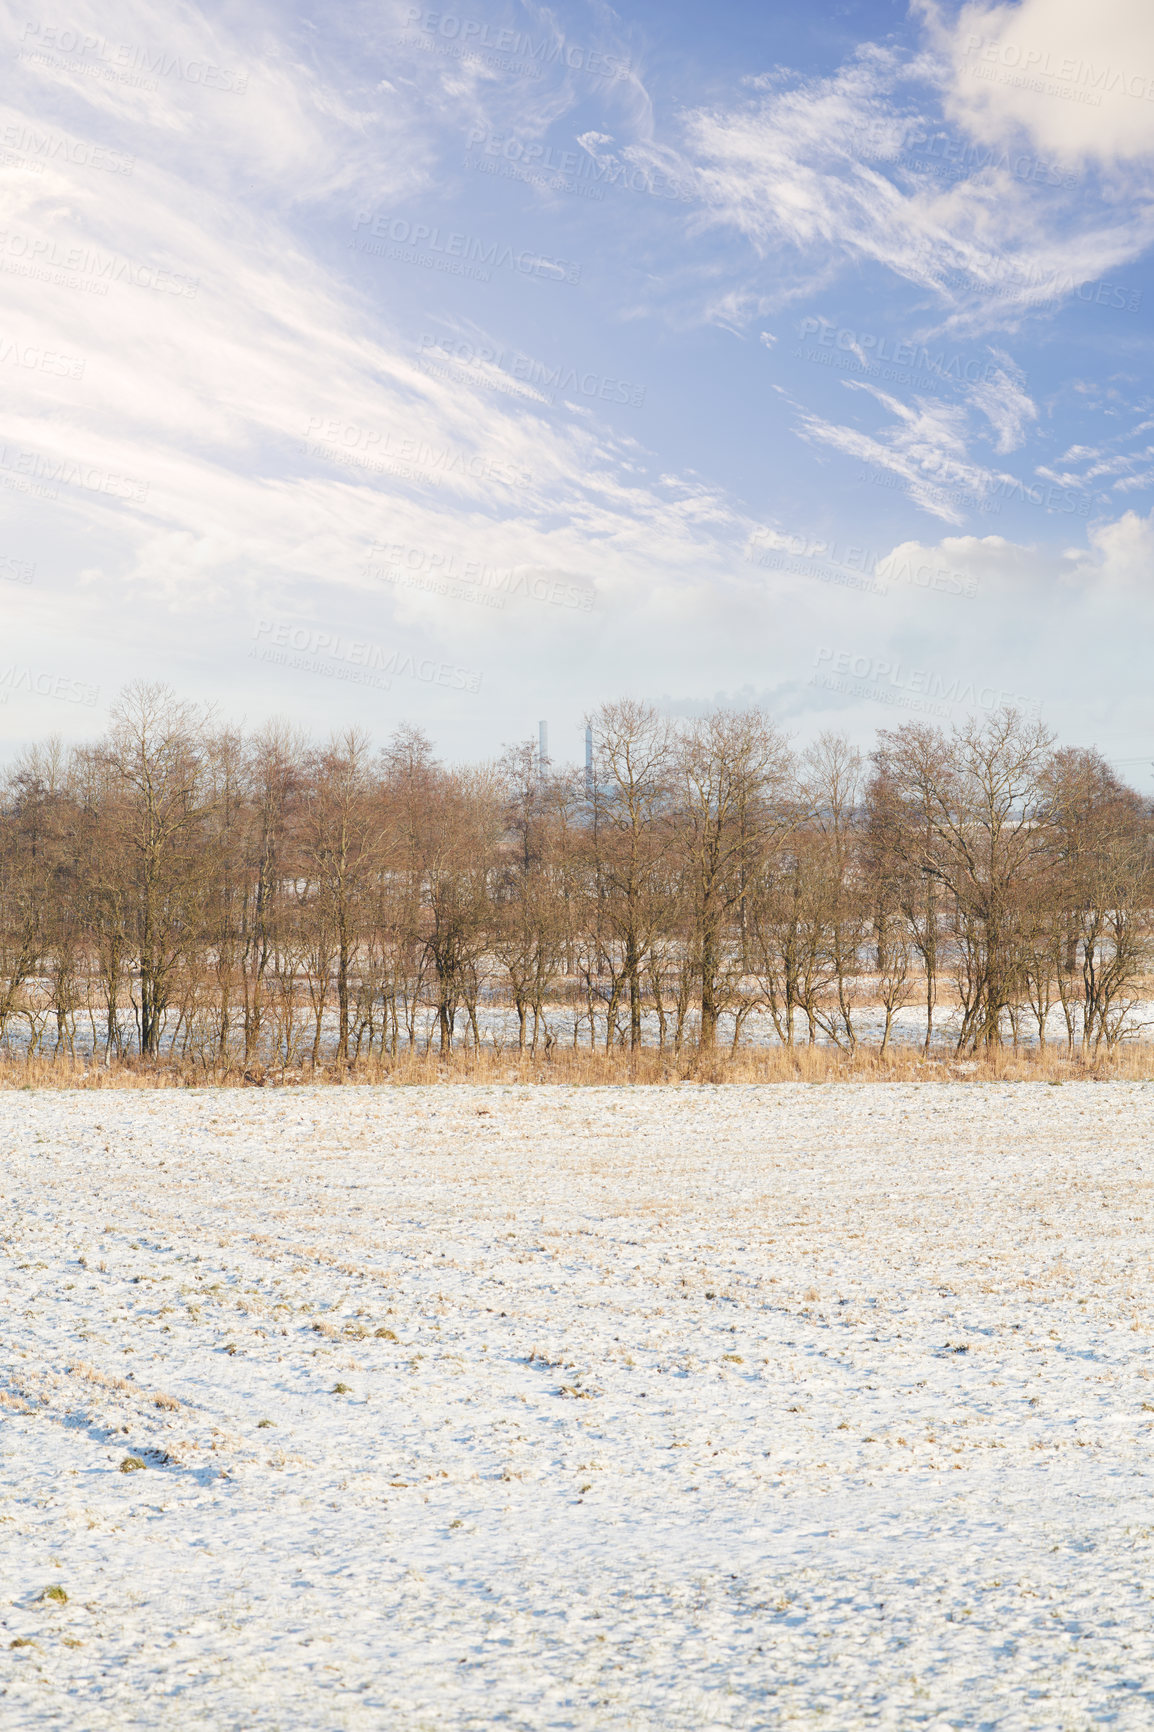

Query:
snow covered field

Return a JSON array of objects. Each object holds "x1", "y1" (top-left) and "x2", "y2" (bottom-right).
[{"x1": 3, "y1": 1084, "x2": 1154, "y2": 1729}]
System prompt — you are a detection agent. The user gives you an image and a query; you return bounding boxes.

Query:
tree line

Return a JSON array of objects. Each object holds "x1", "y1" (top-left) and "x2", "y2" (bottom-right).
[{"x1": 0, "y1": 684, "x2": 1149, "y2": 1065}]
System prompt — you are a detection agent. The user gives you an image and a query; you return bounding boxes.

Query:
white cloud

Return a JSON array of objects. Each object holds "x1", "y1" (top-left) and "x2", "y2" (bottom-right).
[
  {"x1": 842, "y1": 516, "x2": 1154, "y2": 754},
  {"x1": 683, "y1": 23, "x2": 1154, "y2": 333},
  {"x1": 874, "y1": 508, "x2": 1154, "y2": 608},
  {"x1": 3, "y1": 0, "x2": 1152, "y2": 758},
  {"x1": 967, "y1": 351, "x2": 1037, "y2": 450},
  {"x1": 795, "y1": 380, "x2": 1036, "y2": 522},
  {"x1": 1033, "y1": 414, "x2": 1154, "y2": 493},
  {"x1": 876, "y1": 530, "x2": 1051, "y2": 593},
  {"x1": 1069, "y1": 505, "x2": 1154, "y2": 587},
  {"x1": 0, "y1": 0, "x2": 789, "y2": 743},
  {"x1": 928, "y1": 0, "x2": 1154, "y2": 165}
]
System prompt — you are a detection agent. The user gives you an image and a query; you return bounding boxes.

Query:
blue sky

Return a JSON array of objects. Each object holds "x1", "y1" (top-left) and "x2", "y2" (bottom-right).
[{"x1": 2, "y1": 0, "x2": 1154, "y2": 776}]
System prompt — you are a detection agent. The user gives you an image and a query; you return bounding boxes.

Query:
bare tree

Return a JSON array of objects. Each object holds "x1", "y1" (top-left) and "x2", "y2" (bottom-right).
[
  {"x1": 492, "y1": 743, "x2": 574, "y2": 1052},
  {"x1": 1, "y1": 687, "x2": 1150, "y2": 1073},
  {"x1": 798, "y1": 734, "x2": 866, "y2": 1050},
  {"x1": 875, "y1": 710, "x2": 1054, "y2": 1052},
  {"x1": 861, "y1": 760, "x2": 917, "y2": 1052},
  {"x1": 674, "y1": 710, "x2": 794, "y2": 1049},
  {"x1": 585, "y1": 701, "x2": 675, "y2": 1051},
  {"x1": 1043, "y1": 749, "x2": 1153, "y2": 1051},
  {"x1": 93, "y1": 684, "x2": 213, "y2": 1057},
  {"x1": 298, "y1": 729, "x2": 381, "y2": 1065},
  {"x1": 237, "y1": 723, "x2": 304, "y2": 1066}
]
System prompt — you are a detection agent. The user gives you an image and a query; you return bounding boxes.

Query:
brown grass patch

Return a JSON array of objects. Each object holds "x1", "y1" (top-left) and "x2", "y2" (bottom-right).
[
  {"x1": 67, "y1": 1362, "x2": 181, "y2": 1411},
  {"x1": 3, "y1": 1042, "x2": 1154, "y2": 1089},
  {"x1": 68, "y1": 1361, "x2": 134, "y2": 1396}
]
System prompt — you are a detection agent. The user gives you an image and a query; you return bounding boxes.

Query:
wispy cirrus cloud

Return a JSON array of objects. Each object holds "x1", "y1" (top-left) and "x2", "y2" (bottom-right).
[
  {"x1": 1033, "y1": 395, "x2": 1154, "y2": 494},
  {"x1": 967, "y1": 351, "x2": 1036, "y2": 450},
  {"x1": 797, "y1": 383, "x2": 996, "y2": 523},
  {"x1": 0, "y1": 0, "x2": 774, "y2": 727},
  {"x1": 682, "y1": 25, "x2": 1154, "y2": 335},
  {"x1": 4, "y1": 0, "x2": 1154, "y2": 761},
  {"x1": 792, "y1": 350, "x2": 1043, "y2": 522}
]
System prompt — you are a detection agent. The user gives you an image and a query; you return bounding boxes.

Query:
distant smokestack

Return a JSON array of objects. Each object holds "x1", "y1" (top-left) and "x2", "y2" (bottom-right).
[
  {"x1": 585, "y1": 724, "x2": 593, "y2": 799},
  {"x1": 538, "y1": 720, "x2": 548, "y2": 775}
]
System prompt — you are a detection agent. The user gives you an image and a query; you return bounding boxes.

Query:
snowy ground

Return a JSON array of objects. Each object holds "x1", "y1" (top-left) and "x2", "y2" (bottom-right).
[{"x1": 3, "y1": 1084, "x2": 1154, "y2": 1729}]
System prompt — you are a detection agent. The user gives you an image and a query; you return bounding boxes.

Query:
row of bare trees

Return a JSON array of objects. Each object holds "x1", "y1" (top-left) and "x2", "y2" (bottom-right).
[{"x1": 0, "y1": 684, "x2": 1149, "y2": 1064}]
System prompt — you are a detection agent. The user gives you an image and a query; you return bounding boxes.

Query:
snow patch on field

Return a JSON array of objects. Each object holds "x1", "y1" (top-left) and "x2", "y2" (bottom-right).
[{"x1": 2, "y1": 1084, "x2": 1154, "y2": 1727}]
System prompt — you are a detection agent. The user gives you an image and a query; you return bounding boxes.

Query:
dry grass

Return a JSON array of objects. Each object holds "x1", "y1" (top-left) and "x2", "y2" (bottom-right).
[{"x1": 2, "y1": 1041, "x2": 1154, "y2": 1088}]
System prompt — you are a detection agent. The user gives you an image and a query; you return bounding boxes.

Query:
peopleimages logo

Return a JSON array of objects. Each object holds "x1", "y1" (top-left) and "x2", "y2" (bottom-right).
[
  {"x1": 252, "y1": 621, "x2": 483, "y2": 694},
  {"x1": 963, "y1": 35, "x2": 1154, "y2": 103},
  {"x1": 21, "y1": 22, "x2": 248, "y2": 92},
  {"x1": 464, "y1": 130, "x2": 694, "y2": 201},
  {"x1": 0, "y1": 227, "x2": 199, "y2": 297},
  {"x1": 750, "y1": 546, "x2": 888, "y2": 598},
  {"x1": 353, "y1": 213, "x2": 580, "y2": 284},
  {"x1": 813, "y1": 647, "x2": 1038, "y2": 715},
  {"x1": 0, "y1": 555, "x2": 35, "y2": 585},
  {"x1": 935, "y1": 260, "x2": 1142, "y2": 315},
  {"x1": 303, "y1": 416, "x2": 532, "y2": 489},
  {"x1": 417, "y1": 334, "x2": 645, "y2": 408},
  {"x1": 0, "y1": 334, "x2": 85, "y2": 379},
  {"x1": 0, "y1": 665, "x2": 99, "y2": 707},
  {"x1": 855, "y1": 448, "x2": 1091, "y2": 519},
  {"x1": 902, "y1": 128, "x2": 1077, "y2": 188},
  {"x1": 362, "y1": 542, "x2": 595, "y2": 612},
  {"x1": 797, "y1": 318, "x2": 1006, "y2": 384},
  {"x1": 403, "y1": 8, "x2": 631, "y2": 79},
  {"x1": 748, "y1": 532, "x2": 980, "y2": 599},
  {"x1": 0, "y1": 123, "x2": 134, "y2": 175},
  {"x1": 0, "y1": 443, "x2": 147, "y2": 501}
]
